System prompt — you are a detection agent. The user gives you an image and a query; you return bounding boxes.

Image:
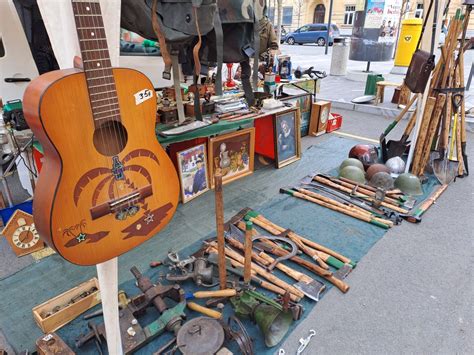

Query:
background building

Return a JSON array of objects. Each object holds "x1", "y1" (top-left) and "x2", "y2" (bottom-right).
[{"x1": 268, "y1": 0, "x2": 474, "y2": 34}]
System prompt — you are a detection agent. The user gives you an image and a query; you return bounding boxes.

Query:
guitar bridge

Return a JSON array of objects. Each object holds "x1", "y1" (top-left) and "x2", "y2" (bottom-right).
[{"x1": 90, "y1": 185, "x2": 153, "y2": 220}]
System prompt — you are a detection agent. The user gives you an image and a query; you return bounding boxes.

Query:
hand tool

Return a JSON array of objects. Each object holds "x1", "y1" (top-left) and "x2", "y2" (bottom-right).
[
  {"x1": 229, "y1": 223, "x2": 298, "y2": 270},
  {"x1": 250, "y1": 238, "x2": 350, "y2": 293},
  {"x1": 380, "y1": 95, "x2": 417, "y2": 162},
  {"x1": 319, "y1": 174, "x2": 405, "y2": 208},
  {"x1": 406, "y1": 184, "x2": 448, "y2": 223},
  {"x1": 432, "y1": 94, "x2": 459, "y2": 184},
  {"x1": 244, "y1": 221, "x2": 253, "y2": 285},
  {"x1": 280, "y1": 188, "x2": 390, "y2": 229},
  {"x1": 457, "y1": 5, "x2": 470, "y2": 176},
  {"x1": 293, "y1": 187, "x2": 394, "y2": 228},
  {"x1": 83, "y1": 290, "x2": 130, "y2": 320},
  {"x1": 297, "y1": 329, "x2": 316, "y2": 355},
  {"x1": 186, "y1": 302, "x2": 222, "y2": 319},
  {"x1": 240, "y1": 209, "x2": 354, "y2": 266},
  {"x1": 207, "y1": 252, "x2": 291, "y2": 298},
  {"x1": 166, "y1": 257, "x2": 216, "y2": 287},
  {"x1": 214, "y1": 172, "x2": 227, "y2": 290},
  {"x1": 386, "y1": 106, "x2": 418, "y2": 161},
  {"x1": 225, "y1": 233, "x2": 325, "y2": 301},
  {"x1": 313, "y1": 175, "x2": 409, "y2": 214},
  {"x1": 208, "y1": 241, "x2": 304, "y2": 301},
  {"x1": 233, "y1": 212, "x2": 330, "y2": 270}
]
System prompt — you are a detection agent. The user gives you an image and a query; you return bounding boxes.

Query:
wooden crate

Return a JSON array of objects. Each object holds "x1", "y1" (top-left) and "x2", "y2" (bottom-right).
[{"x1": 32, "y1": 278, "x2": 101, "y2": 333}]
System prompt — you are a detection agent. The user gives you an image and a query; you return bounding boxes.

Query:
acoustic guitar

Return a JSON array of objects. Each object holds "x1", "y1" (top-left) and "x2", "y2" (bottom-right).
[{"x1": 23, "y1": 0, "x2": 179, "y2": 265}]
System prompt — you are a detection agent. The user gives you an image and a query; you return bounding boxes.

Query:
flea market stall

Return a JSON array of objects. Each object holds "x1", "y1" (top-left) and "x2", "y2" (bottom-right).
[{"x1": 0, "y1": 0, "x2": 471, "y2": 354}]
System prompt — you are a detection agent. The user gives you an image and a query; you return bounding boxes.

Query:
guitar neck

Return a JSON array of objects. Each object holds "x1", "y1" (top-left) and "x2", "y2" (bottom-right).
[{"x1": 71, "y1": 0, "x2": 120, "y2": 126}]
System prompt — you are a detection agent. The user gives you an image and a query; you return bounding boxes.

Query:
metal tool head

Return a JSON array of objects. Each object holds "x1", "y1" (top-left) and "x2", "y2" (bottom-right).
[
  {"x1": 333, "y1": 264, "x2": 353, "y2": 281},
  {"x1": 293, "y1": 280, "x2": 325, "y2": 302},
  {"x1": 433, "y1": 159, "x2": 459, "y2": 185},
  {"x1": 224, "y1": 208, "x2": 253, "y2": 229}
]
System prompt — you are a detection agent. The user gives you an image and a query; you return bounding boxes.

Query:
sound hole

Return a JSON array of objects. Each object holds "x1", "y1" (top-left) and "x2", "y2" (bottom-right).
[{"x1": 93, "y1": 120, "x2": 128, "y2": 156}]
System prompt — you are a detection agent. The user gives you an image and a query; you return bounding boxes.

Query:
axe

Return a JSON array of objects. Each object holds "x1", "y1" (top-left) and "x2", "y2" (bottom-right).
[
  {"x1": 225, "y1": 228, "x2": 325, "y2": 301},
  {"x1": 235, "y1": 221, "x2": 350, "y2": 293}
]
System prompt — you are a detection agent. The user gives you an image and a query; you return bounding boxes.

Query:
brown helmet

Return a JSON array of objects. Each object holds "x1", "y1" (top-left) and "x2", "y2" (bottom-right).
[
  {"x1": 366, "y1": 164, "x2": 391, "y2": 180},
  {"x1": 349, "y1": 144, "x2": 379, "y2": 170}
]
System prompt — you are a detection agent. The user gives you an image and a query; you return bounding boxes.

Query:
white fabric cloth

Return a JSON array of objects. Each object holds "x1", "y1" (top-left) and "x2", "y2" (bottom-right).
[{"x1": 37, "y1": 0, "x2": 121, "y2": 68}]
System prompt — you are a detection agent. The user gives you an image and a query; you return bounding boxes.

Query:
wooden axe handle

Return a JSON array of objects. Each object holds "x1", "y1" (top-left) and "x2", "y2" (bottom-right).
[
  {"x1": 258, "y1": 252, "x2": 313, "y2": 284},
  {"x1": 245, "y1": 216, "x2": 352, "y2": 265},
  {"x1": 207, "y1": 248, "x2": 298, "y2": 301},
  {"x1": 226, "y1": 236, "x2": 312, "y2": 284},
  {"x1": 314, "y1": 176, "x2": 408, "y2": 214},
  {"x1": 193, "y1": 289, "x2": 237, "y2": 298},
  {"x1": 187, "y1": 302, "x2": 222, "y2": 319},
  {"x1": 244, "y1": 216, "x2": 329, "y2": 269},
  {"x1": 257, "y1": 241, "x2": 349, "y2": 293},
  {"x1": 209, "y1": 242, "x2": 304, "y2": 299}
]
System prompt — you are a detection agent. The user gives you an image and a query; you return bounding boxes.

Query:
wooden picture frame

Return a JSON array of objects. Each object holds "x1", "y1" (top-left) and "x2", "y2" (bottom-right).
[
  {"x1": 176, "y1": 143, "x2": 210, "y2": 203},
  {"x1": 208, "y1": 128, "x2": 255, "y2": 187},
  {"x1": 274, "y1": 108, "x2": 301, "y2": 168}
]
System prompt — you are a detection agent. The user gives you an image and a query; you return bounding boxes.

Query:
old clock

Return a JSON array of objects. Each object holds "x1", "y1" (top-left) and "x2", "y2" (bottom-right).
[
  {"x1": 2, "y1": 210, "x2": 44, "y2": 256},
  {"x1": 309, "y1": 100, "x2": 331, "y2": 136}
]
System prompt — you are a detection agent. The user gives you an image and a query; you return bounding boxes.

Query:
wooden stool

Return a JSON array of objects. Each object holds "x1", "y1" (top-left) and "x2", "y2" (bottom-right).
[{"x1": 375, "y1": 81, "x2": 401, "y2": 105}]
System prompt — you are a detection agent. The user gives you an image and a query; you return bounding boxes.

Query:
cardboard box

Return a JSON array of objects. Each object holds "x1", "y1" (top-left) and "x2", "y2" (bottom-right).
[
  {"x1": 326, "y1": 113, "x2": 343, "y2": 132},
  {"x1": 32, "y1": 278, "x2": 101, "y2": 333},
  {"x1": 309, "y1": 101, "x2": 331, "y2": 136}
]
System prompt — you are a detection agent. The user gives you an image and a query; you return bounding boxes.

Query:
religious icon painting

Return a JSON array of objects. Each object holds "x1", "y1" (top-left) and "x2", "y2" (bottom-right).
[
  {"x1": 176, "y1": 144, "x2": 210, "y2": 203},
  {"x1": 274, "y1": 109, "x2": 301, "y2": 168}
]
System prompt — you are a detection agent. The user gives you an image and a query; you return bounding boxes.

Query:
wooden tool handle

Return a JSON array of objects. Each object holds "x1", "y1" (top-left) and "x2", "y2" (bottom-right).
[
  {"x1": 244, "y1": 221, "x2": 253, "y2": 284},
  {"x1": 393, "y1": 94, "x2": 417, "y2": 124},
  {"x1": 325, "y1": 275, "x2": 350, "y2": 293},
  {"x1": 214, "y1": 173, "x2": 227, "y2": 290},
  {"x1": 193, "y1": 289, "x2": 237, "y2": 298},
  {"x1": 211, "y1": 242, "x2": 304, "y2": 299},
  {"x1": 402, "y1": 109, "x2": 418, "y2": 137},
  {"x1": 440, "y1": 94, "x2": 452, "y2": 150},
  {"x1": 258, "y1": 251, "x2": 311, "y2": 283},
  {"x1": 283, "y1": 189, "x2": 389, "y2": 229},
  {"x1": 187, "y1": 302, "x2": 222, "y2": 319},
  {"x1": 251, "y1": 214, "x2": 352, "y2": 265}
]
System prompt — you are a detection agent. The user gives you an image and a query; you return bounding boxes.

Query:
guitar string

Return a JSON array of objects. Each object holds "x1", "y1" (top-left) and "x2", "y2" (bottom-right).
[
  {"x1": 74, "y1": 0, "x2": 121, "y2": 215},
  {"x1": 86, "y1": 0, "x2": 124, "y2": 204}
]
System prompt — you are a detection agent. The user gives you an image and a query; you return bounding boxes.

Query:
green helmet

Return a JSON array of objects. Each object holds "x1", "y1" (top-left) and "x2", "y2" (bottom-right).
[
  {"x1": 369, "y1": 172, "x2": 394, "y2": 190},
  {"x1": 339, "y1": 166, "x2": 365, "y2": 184},
  {"x1": 339, "y1": 158, "x2": 364, "y2": 172},
  {"x1": 394, "y1": 173, "x2": 423, "y2": 196}
]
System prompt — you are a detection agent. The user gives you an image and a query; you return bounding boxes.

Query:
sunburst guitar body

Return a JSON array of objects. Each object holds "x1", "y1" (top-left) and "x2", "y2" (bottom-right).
[{"x1": 23, "y1": 0, "x2": 179, "y2": 265}]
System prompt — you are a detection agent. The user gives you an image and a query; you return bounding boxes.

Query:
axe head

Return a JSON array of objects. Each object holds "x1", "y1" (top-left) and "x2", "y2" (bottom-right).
[
  {"x1": 333, "y1": 264, "x2": 353, "y2": 281},
  {"x1": 224, "y1": 208, "x2": 253, "y2": 229},
  {"x1": 294, "y1": 280, "x2": 325, "y2": 302}
]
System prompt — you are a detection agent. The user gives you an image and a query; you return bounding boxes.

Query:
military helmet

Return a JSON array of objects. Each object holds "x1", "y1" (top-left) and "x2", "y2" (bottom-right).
[
  {"x1": 339, "y1": 166, "x2": 366, "y2": 184},
  {"x1": 369, "y1": 172, "x2": 394, "y2": 190},
  {"x1": 366, "y1": 164, "x2": 391, "y2": 180},
  {"x1": 339, "y1": 158, "x2": 364, "y2": 172},
  {"x1": 385, "y1": 156, "x2": 406, "y2": 174},
  {"x1": 394, "y1": 173, "x2": 423, "y2": 196},
  {"x1": 349, "y1": 144, "x2": 379, "y2": 169}
]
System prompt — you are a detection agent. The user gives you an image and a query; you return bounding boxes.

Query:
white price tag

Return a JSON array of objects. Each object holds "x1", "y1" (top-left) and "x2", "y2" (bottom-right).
[{"x1": 134, "y1": 88, "x2": 153, "y2": 105}]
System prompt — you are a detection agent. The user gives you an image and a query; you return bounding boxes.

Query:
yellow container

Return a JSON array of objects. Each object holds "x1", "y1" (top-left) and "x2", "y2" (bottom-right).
[{"x1": 394, "y1": 19, "x2": 423, "y2": 67}]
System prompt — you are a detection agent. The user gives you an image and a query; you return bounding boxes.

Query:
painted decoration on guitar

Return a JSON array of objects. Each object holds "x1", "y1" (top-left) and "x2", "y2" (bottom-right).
[{"x1": 22, "y1": 0, "x2": 179, "y2": 265}]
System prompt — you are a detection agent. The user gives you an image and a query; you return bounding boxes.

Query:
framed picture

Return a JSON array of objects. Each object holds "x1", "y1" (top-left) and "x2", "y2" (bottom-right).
[
  {"x1": 274, "y1": 109, "x2": 301, "y2": 168},
  {"x1": 176, "y1": 144, "x2": 210, "y2": 203},
  {"x1": 209, "y1": 128, "x2": 255, "y2": 187}
]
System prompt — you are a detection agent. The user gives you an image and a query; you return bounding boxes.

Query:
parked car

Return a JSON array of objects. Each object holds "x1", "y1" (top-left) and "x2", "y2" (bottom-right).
[{"x1": 284, "y1": 23, "x2": 340, "y2": 46}]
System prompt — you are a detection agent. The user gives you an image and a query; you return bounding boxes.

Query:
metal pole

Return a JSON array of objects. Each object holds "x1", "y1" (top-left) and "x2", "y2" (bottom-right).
[
  {"x1": 325, "y1": 0, "x2": 334, "y2": 55},
  {"x1": 276, "y1": 0, "x2": 283, "y2": 45}
]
